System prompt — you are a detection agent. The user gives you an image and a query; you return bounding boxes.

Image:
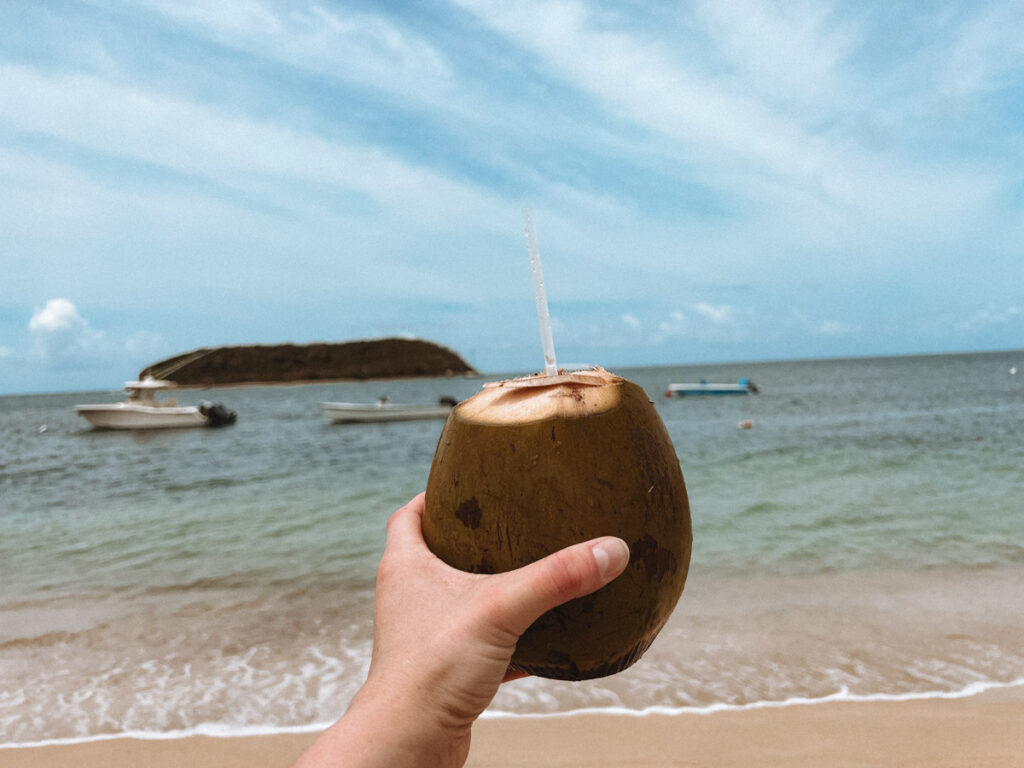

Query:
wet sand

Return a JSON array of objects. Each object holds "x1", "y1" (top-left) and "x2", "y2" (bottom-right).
[{"x1": 5, "y1": 688, "x2": 1022, "y2": 768}]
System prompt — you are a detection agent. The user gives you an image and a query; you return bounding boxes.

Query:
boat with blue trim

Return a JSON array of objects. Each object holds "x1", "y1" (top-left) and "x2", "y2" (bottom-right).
[{"x1": 664, "y1": 379, "x2": 759, "y2": 397}]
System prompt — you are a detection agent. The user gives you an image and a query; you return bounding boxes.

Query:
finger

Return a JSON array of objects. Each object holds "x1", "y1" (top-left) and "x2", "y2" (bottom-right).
[
  {"x1": 384, "y1": 493, "x2": 426, "y2": 549},
  {"x1": 492, "y1": 537, "x2": 630, "y2": 636}
]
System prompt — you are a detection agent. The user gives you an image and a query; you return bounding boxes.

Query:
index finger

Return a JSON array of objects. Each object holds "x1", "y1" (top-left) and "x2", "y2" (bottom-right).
[{"x1": 384, "y1": 492, "x2": 426, "y2": 549}]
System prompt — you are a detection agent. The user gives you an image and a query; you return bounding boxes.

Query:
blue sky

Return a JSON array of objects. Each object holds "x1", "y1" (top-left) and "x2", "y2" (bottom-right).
[{"x1": 1, "y1": 0, "x2": 1021, "y2": 394}]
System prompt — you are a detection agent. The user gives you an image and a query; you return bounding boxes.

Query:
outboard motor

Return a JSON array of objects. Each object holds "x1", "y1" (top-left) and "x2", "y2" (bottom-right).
[{"x1": 199, "y1": 401, "x2": 238, "y2": 427}]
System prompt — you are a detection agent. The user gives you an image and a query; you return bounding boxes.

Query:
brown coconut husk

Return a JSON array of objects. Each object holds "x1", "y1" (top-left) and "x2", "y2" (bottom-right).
[{"x1": 424, "y1": 368, "x2": 692, "y2": 680}]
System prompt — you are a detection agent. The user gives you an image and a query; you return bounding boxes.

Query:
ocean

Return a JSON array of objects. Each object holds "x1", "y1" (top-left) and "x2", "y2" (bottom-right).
[{"x1": 2, "y1": 350, "x2": 1023, "y2": 746}]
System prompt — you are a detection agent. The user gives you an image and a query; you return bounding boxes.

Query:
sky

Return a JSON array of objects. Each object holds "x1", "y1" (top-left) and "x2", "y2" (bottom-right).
[{"x1": 1, "y1": 0, "x2": 1022, "y2": 394}]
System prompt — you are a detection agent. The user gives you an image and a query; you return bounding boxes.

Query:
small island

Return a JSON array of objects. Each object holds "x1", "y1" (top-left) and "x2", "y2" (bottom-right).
[{"x1": 140, "y1": 338, "x2": 476, "y2": 387}]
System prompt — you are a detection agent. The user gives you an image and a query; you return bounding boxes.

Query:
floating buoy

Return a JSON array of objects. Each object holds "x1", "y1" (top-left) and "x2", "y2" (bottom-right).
[
  {"x1": 738, "y1": 419, "x2": 753, "y2": 430},
  {"x1": 1011, "y1": 367, "x2": 1018, "y2": 375}
]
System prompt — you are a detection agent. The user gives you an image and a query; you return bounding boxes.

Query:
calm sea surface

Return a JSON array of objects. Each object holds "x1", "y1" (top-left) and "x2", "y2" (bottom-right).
[{"x1": 2, "y1": 351, "x2": 1023, "y2": 744}]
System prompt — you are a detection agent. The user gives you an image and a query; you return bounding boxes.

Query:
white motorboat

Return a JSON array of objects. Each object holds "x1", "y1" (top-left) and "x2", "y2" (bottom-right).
[
  {"x1": 319, "y1": 397, "x2": 456, "y2": 424},
  {"x1": 664, "y1": 378, "x2": 760, "y2": 397},
  {"x1": 75, "y1": 377, "x2": 237, "y2": 430}
]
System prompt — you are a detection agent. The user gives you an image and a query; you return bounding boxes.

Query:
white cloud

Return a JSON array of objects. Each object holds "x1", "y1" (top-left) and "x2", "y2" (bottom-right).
[
  {"x1": 815, "y1": 320, "x2": 853, "y2": 336},
  {"x1": 0, "y1": 345, "x2": 12, "y2": 359},
  {"x1": 621, "y1": 313, "x2": 641, "y2": 330},
  {"x1": 697, "y1": 0, "x2": 854, "y2": 108},
  {"x1": 145, "y1": 0, "x2": 454, "y2": 100},
  {"x1": 941, "y1": 3, "x2": 1024, "y2": 102},
  {"x1": 654, "y1": 302, "x2": 754, "y2": 344},
  {"x1": 453, "y1": 0, "x2": 808, "y2": 178},
  {"x1": 658, "y1": 310, "x2": 689, "y2": 337},
  {"x1": 693, "y1": 302, "x2": 735, "y2": 324},
  {"x1": 125, "y1": 330, "x2": 166, "y2": 356},
  {"x1": 28, "y1": 298, "x2": 106, "y2": 366},
  {"x1": 0, "y1": 63, "x2": 499, "y2": 228},
  {"x1": 0, "y1": 60, "x2": 532, "y2": 307},
  {"x1": 959, "y1": 305, "x2": 1021, "y2": 330},
  {"x1": 452, "y1": 0, "x2": 1012, "y2": 274},
  {"x1": 29, "y1": 298, "x2": 88, "y2": 333},
  {"x1": 141, "y1": 0, "x2": 456, "y2": 114},
  {"x1": 786, "y1": 309, "x2": 855, "y2": 337}
]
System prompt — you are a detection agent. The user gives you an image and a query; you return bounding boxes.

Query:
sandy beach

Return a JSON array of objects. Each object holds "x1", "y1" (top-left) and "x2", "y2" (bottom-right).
[{"x1": 5, "y1": 688, "x2": 1022, "y2": 768}]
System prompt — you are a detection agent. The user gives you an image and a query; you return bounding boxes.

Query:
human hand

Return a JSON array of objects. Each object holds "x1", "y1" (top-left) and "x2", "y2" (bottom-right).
[{"x1": 292, "y1": 492, "x2": 630, "y2": 768}]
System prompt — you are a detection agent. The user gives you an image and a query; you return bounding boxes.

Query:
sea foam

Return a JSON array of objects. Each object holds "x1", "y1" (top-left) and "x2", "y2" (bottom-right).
[{"x1": 3, "y1": 678, "x2": 1022, "y2": 750}]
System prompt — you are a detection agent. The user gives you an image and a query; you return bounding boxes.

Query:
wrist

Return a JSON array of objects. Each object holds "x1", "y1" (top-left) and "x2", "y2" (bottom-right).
[{"x1": 307, "y1": 675, "x2": 469, "y2": 768}]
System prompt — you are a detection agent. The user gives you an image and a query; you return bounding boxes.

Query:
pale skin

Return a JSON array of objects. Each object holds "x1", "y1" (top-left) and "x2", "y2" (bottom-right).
[{"x1": 291, "y1": 493, "x2": 631, "y2": 768}]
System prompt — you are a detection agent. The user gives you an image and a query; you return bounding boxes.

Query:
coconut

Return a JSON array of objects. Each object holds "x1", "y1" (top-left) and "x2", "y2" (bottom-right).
[{"x1": 423, "y1": 367, "x2": 691, "y2": 680}]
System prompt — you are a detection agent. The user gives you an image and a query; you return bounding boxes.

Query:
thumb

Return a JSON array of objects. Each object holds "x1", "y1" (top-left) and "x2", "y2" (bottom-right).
[{"x1": 492, "y1": 537, "x2": 631, "y2": 636}]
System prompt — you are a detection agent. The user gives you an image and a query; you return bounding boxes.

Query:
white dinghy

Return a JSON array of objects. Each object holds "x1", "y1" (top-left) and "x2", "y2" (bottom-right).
[{"x1": 319, "y1": 397, "x2": 456, "y2": 424}]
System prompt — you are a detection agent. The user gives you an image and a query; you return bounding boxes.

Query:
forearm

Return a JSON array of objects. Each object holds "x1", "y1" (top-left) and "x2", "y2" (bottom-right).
[{"x1": 291, "y1": 680, "x2": 469, "y2": 768}]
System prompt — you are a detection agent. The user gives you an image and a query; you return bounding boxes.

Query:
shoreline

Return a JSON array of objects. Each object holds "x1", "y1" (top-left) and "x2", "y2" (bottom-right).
[
  {"x1": 3, "y1": 688, "x2": 1022, "y2": 767},
  {"x1": 5, "y1": 678, "x2": 1023, "y2": 751}
]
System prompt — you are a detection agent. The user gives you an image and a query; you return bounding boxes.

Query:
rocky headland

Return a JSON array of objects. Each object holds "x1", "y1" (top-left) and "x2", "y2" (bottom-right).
[{"x1": 139, "y1": 338, "x2": 476, "y2": 387}]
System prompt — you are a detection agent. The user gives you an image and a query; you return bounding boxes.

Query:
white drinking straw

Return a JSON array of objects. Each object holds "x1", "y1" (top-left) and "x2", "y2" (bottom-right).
[{"x1": 522, "y1": 208, "x2": 558, "y2": 377}]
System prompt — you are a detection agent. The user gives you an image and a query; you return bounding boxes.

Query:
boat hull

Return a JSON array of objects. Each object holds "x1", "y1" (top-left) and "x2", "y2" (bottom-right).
[
  {"x1": 319, "y1": 402, "x2": 452, "y2": 424},
  {"x1": 76, "y1": 404, "x2": 209, "y2": 430},
  {"x1": 668, "y1": 386, "x2": 749, "y2": 396},
  {"x1": 665, "y1": 381, "x2": 755, "y2": 397}
]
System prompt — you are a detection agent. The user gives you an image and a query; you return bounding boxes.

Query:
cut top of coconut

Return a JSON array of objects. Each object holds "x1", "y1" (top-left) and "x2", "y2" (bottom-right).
[
  {"x1": 482, "y1": 366, "x2": 619, "y2": 390},
  {"x1": 462, "y1": 367, "x2": 624, "y2": 424}
]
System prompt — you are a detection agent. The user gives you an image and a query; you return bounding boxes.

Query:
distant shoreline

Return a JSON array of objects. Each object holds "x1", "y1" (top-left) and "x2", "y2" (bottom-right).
[{"x1": 4, "y1": 347, "x2": 1020, "y2": 398}]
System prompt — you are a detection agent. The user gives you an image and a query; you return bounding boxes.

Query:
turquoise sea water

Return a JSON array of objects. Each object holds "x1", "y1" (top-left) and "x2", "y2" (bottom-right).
[{"x1": 1, "y1": 351, "x2": 1023, "y2": 744}]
